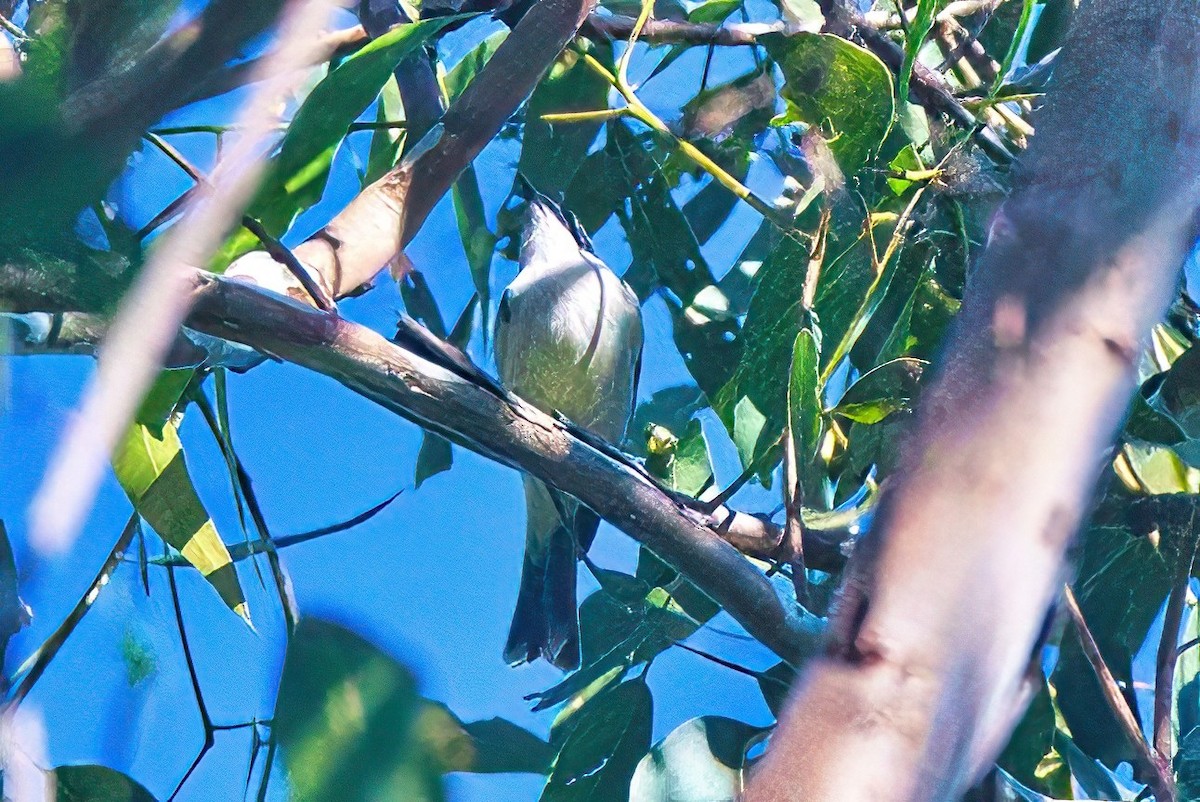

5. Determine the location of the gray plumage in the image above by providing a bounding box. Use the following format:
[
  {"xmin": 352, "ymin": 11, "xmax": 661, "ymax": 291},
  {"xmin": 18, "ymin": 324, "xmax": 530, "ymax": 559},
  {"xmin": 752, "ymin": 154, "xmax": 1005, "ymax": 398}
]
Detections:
[{"xmin": 494, "ymin": 196, "xmax": 643, "ymax": 669}]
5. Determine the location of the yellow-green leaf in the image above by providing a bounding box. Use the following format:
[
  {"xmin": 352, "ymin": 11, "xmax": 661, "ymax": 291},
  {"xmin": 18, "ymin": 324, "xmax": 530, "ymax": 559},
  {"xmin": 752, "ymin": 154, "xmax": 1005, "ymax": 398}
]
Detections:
[{"xmin": 113, "ymin": 420, "xmax": 249, "ymax": 625}]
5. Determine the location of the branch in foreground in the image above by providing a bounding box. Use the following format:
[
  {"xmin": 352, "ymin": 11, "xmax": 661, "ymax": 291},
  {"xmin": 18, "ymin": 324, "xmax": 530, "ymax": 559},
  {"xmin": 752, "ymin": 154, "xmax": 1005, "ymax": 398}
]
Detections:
[
  {"xmin": 745, "ymin": 0, "xmax": 1200, "ymax": 798},
  {"xmin": 0, "ymin": 264, "xmax": 826, "ymax": 665},
  {"xmin": 27, "ymin": 0, "xmax": 343, "ymax": 556}
]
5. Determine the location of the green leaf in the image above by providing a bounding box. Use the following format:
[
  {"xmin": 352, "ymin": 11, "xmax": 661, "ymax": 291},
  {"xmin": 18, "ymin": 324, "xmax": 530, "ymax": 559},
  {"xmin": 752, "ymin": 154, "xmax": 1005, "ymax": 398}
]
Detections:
[
  {"xmin": 364, "ymin": 76, "xmax": 405, "ymax": 185},
  {"xmin": 219, "ymin": 16, "xmax": 460, "ymax": 264},
  {"xmin": 899, "ymin": 0, "xmax": 939, "ymax": 99},
  {"xmin": 608, "ymin": 123, "xmax": 742, "ymax": 397},
  {"xmin": 452, "ymin": 166, "xmax": 496, "ymax": 329},
  {"xmin": 788, "ymin": 328, "xmax": 823, "ymax": 465},
  {"xmin": 541, "ymin": 679, "xmax": 653, "ymax": 802},
  {"xmin": 631, "ymin": 385, "xmax": 706, "ymax": 456},
  {"xmin": 443, "ymin": 30, "xmax": 508, "ymax": 102},
  {"xmin": 763, "ymin": 32, "xmax": 895, "ymax": 176},
  {"xmin": 273, "ymin": 619, "xmax": 463, "ymax": 801},
  {"xmin": 629, "ymin": 717, "xmax": 765, "ymax": 802},
  {"xmin": 53, "ymin": 764, "xmax": 156, "ymax": 801},
  {"xmin": 1178, "ymin": 726, "xmax": 1200, "ymax": 801},
  {"xmin": 530, "ymin": 569, "xmax": 708, "ymax": 715},
  {"xmin": 713, "ymin": 236, "xmax": 815, "ymax": 478},
  {"xmin": 113, "ymin": 415, "xmax": 249, "ymax": 626},
  {"xmin": 645, "ymin": 418, "xmax": 715, "ymax": 497},
  {"xmin": 461, "ymin": 718, "xmax": 555, "ymax": 774},
  {"xmin": 519, "ymin": 44, "xmax": 613, "ymax": 195},
  {"xmin": 833, "ymin": 357, "xmax": 925, "ymax": 424}
]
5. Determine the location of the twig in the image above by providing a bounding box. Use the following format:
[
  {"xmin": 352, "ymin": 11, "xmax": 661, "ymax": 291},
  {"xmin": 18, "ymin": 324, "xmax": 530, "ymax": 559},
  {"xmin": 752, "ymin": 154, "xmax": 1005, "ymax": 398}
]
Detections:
[
  {"xmin": 165, "ymin": 559, "xmax": 216, "ymax": 801},
  {"xmin": 1064, "ymin": 584, "xmax": 1174, "ymax": 801},
  {"xmin": 7, "ymin": 514, "xmax": 139, "ymax": 708},
  {"xmin": 143, "ymin": 132, "xmax": 335, "ymax": 310},
  {"xmin": 29, "ymin": 0, "xmax": 342, "ymax": 556},
  {"xmin": 149, "ymin": 489, "xmax": 405, "ymax": 566},
  {"xmin": 1154, "ymin": 508, "xmax": 1200, "ymax": 769}
]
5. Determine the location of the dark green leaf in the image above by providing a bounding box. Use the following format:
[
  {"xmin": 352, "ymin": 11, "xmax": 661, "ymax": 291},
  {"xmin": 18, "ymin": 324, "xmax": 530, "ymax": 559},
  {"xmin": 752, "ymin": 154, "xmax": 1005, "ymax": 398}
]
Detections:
[
  {"xmin": 461, "ymin": 718, "xmax": 555, "ymax": 774},
  {"xmin": 899, "ymin": 0, "xmax": 938, "ymax": 99},
  {"xmin": 629, "ymin": 717, "xmax": 765, "ymax": 802},
  {"xmin": 54, "ymin": 764, "xmax": 156, "ymax": 801},
  {"xmin": 631, "ymin": 385, "xmax": 706, "ymax": 456},
  {"xmin": 364, "ymin": 76, "xmax": 405, "ymax": 184},
  {"xmin": 645, "ymin": 418, "xmax": 715, "ymax": 497},
  {"xmin": 1177, "ymin": 726, "xmax": 1200, "ymax": 801},
  {"xmin": 273, "ymin": 619, "xmax": 462, "ymax": 801},
  {"xmin": 763, "ymin": 33, "xmax": 894, "ymax": 176},
  {"xmin": 541, "ymin": 680, "xmax": 653, "ymax": 802},
  {"xmin": 788, "ymin": 328, "xmax": 823, "ymax": 464},
  {"xmin": 755, "ymin": 661, "xmax": 797, "ymax": 718},
  {"xmin": 712, "ymin": 235, "xmax": 814, "ymax": 477},
  {"xmin": 833, "ymin": 357, "xmax": 925, "ymax": 424},
  {"xmin": 519, "ymin": 44, "xmax": 613, "ymax": 195},
  {"xmin": 1054, "ymin": 495, "xmax": 1198, "ymax": 768},
  {"xmin": 452, "ymin": 166, "xmax": 496, "ymax": 328},
  {"xmin": 219, "ymin": 17, "xmax": 460, "ymax": 263}
]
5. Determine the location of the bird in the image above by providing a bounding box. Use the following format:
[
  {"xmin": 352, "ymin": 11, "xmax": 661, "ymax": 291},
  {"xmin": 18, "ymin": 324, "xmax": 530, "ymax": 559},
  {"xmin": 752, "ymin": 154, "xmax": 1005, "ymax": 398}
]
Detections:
[{"xmin": 493, "ymin": 187, "xmax": 643, "ymax": 670}]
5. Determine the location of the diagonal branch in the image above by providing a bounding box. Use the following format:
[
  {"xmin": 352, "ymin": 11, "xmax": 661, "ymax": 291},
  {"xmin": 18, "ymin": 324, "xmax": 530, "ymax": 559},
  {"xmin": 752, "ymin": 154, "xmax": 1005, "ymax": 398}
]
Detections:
[{"xmin": 0, "ymin": 263, "xmax": 826, "ymax": 665}]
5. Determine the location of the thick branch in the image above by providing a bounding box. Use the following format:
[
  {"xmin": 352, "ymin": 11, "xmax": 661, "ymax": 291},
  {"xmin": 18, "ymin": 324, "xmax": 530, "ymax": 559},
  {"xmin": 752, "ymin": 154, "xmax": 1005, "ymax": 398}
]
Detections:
[
  {"xmin": 746, "ymin": 1, "xmax": 1200, "ymax": 799},
  {"xmin": 0, "ymin": 263, "xmax": 826, "ymax": 664}
]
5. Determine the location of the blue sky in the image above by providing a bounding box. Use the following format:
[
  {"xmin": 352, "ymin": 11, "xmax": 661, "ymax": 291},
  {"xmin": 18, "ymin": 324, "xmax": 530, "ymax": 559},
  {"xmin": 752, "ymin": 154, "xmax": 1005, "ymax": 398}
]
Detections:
[{"xmin": 0, "ymin": 9, "xmax": 798, "ymax": 800}]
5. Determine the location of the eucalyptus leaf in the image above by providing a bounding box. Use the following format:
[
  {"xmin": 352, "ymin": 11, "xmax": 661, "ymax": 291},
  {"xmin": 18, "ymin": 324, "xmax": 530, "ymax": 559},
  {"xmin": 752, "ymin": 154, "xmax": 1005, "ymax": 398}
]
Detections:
[
  {"xmin": 541, "ymin": 679, "xmax": 653, "ymax": 802},
  {"xmin": 763, "ymin": 32, "xmax": 894, "ymax": 176},
  {"xmin": 273, "ymin": 619, "xmax": 467, "ymax": 801}
]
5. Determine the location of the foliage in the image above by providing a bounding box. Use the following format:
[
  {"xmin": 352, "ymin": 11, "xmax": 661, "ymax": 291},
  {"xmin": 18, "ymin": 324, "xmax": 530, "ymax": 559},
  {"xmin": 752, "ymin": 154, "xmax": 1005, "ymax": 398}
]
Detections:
[{"xmin": 4, "ymin": 0, "xmax": 1199, "ymax": 800}]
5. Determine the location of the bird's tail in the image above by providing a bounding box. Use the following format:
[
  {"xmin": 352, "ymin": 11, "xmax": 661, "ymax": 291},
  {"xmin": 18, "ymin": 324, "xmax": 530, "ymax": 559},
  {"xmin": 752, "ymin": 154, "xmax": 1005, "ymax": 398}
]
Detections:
[{"xmin": 504, "ymin": 478, "xmax": 599, "ymax": 670}]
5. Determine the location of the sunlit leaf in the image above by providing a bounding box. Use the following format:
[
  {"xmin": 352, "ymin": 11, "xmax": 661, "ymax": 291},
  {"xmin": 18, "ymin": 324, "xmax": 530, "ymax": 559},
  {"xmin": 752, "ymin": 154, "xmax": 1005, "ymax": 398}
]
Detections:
[
  {"xmin": 833, "ymin": 357, "xmax": 925, "ymax": 424},
  {"xmin": 218, "ymin": 16, "xmax": 461, "ymax": 264},
  {"xmin": 113, "ymin": 373, "xmax": 249, "ymax": 624},
  {"xmin": 763, "ymin": 32, "xmax": 894, "ymax": 176}
]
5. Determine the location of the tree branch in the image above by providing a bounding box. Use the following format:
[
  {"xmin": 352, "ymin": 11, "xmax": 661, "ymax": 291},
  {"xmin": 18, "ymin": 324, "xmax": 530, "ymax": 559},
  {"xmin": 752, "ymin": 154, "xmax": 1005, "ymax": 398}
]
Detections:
[
  {"xmin": 0, "ymin": 262, "xmax": 827, "ymax": 665},
  {"xmin": 745, "ymin": 0, "xmax": 1200, "ymax": 798}
]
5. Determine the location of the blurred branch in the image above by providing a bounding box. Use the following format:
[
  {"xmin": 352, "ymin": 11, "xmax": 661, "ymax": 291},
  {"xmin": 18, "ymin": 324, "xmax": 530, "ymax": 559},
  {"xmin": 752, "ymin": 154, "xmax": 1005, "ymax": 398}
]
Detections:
[
  {"xmin": 745, "ymin": 0, "xmax": 1200, "ymax": 798},
  {"xmin": 28, "ymin": 0, "xmax": 342, "ymax": 556},
  {"xmin": 0, "ymin": 262, "xmax": 827, "ymax": 665}
]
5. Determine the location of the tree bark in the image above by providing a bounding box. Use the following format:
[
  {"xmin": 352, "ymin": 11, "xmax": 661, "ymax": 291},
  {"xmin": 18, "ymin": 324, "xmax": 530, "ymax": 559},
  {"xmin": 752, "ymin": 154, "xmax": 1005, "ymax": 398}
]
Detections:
[{"xmin": 745, "ymin": 1, "xmax": 1200, "ymax": 799}]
